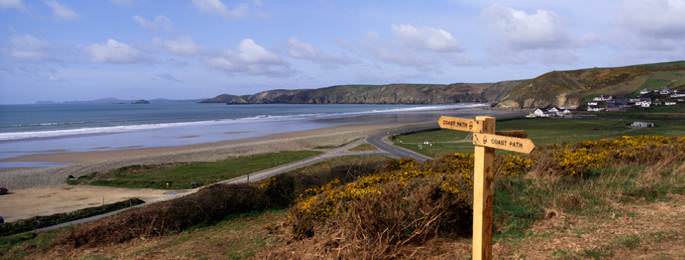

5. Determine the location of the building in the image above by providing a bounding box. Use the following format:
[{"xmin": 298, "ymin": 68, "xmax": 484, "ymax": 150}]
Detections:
[
  {"xmin": 592, "ymin": 95, "xmax": 614, "ymax": 101},
  {"xmin": 629, "ymin": 121, "xmax": 655, "ymax": 128},
  {"xmin": 639, "ymin": 89, "xmax": 650, "ymax": 95},
  {"xmin": 665, "ymin": 101, "xmax": 677, "ymax": 106},
  {"xmin": 659, "ymin": 88, "xmax": 673, "ymax": 95},
  {"xmin": 635, "ymin": 100, "xmax": 651, "ymax": 108}
]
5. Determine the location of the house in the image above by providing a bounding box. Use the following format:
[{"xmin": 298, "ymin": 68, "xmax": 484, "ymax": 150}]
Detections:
[
  {"xmin": 587, "ymin": 101, "xmax": 598, "ymax": 106},
  {"xmin": 659, "ymin": 88, "xmax": 673, "ymax": 95},
  {"xmin": 592, "ymin": 95, "xmax": 614, "ymax": 101},
  {"xmin": 532, "ymin": 108, "xmax": 549, "ymax": 117},
  {"xmin": 639, "ymin": 89, "xmax": 650, "ymax": 95},
  {"xmin": 547, "ymin": 107, "xmax": 560, "ymax": 114},
  {"xmin": 671, "ymin": 93, "xmax": 685, "ymax": 98},
  {"xmin": 665, "ymin": 101, "xmax": 677, "ymax": 106},
  {"xmin": 636, "ymin": 100, "xmax": 651, "ymax": 108},
  {"xmin": 587, "ymin": 107, "xmax": 605, "ymax": 112},
  {"xmin": 561, "ymin": 109, "xmax": 572, "ymax": 116},
  {"xmin": 629, "ymin": 121, "xmax": 655, "ymax": 128},
  {"xmin": 628, "ymin": 98, "xmax": 642, "ymax": 103}
]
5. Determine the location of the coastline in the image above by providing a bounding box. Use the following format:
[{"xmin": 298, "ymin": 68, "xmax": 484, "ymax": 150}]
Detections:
[{"xmin": 0, "ymin": 108, "xmax": 525, "ymax": 190}]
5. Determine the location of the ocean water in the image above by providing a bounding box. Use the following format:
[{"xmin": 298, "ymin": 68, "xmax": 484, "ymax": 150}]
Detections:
[{"xmin": 0, "ymin": 102, "xmax": 484, "ymax": 166}]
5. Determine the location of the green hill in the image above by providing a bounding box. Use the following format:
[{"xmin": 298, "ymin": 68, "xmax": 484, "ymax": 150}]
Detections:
[{"xmin": 201, "ymin": 60, "xmax": 685, "ymax": 108}]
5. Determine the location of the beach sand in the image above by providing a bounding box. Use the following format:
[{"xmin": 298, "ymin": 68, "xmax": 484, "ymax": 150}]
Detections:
[
  {"xmin": 0, "ymin": 108, "xmax": 524, "ymax": 222},
  {"xmin": 0, "ymin": 185, "xmax": 183, "ymax": 222}
]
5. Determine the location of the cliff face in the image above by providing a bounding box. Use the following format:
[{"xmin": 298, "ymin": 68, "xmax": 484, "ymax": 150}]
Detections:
[
  {"xmin": 203, "ymin": 82, "xmax": 523, "ymax": 105},
  {"xmin": 201, "ymin": 61, "xmax": 685, "ymax": 108}
]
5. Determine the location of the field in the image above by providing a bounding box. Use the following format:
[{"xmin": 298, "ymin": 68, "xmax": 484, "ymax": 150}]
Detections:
[
  {"xmin": 393, "ymin": 107, "xmax": 685, "ymax": 157},
  {"xmin": 2, "ymin": 138, "xmax": 684, "ymax": 258},
  {"xmin": 70, "ymin": 151, "xmax": 322, "ymax": 189}
]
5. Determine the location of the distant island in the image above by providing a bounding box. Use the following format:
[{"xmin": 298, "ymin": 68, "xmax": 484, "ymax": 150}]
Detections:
[
  {"xmin": 201, "ymin": 60, "xmax": 685, "ymax": 109},
  {"xmin": 131, "ymin": 99, "xmax": 150, "ymax": 104}
]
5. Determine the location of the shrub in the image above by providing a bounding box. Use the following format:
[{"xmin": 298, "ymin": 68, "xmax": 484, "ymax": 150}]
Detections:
[
  {"xmin": 535, "ymin": 136, "xmax": 685, "ymax": 176},
  {"xmin": 287, "ymin": 155, "xmax": 477, "ymax": 257}
]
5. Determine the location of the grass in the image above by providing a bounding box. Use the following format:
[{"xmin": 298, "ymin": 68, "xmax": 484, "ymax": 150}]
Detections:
[
  {"xmin": 394, "ymin": 111, "xmax": 685, "ymax": 157},
  {"xmin": 0, "ymin": 231, "xmax": 59, "ymax": 260},
  {"xmin": 348, "ymin": 143, "xmax": 378, "ymax": 152},
  {"xmin": 72, "ymin": 151, "xmax": 322, "ymax": 189},
  {"xmin": 0, "ymin": 211, "xmax": 288, "ymax": 260}
]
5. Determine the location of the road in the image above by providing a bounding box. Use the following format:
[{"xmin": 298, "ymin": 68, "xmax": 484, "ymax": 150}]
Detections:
[
  {"xmin": 220, "ymin": 139, "xmax": 387, "ymax": 185},
  {"xmin": 33, "ymin": 124, "xmax": 437, "ymax": 233},
  {"xmin": 366, "ymin": 124, "xmax": 435, "ymax": 162}
]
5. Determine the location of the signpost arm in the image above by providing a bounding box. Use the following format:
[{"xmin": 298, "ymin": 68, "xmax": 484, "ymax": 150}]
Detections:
[{"xmin": 472, "ymin": 116, "xmax": 496, "ymax": 260}]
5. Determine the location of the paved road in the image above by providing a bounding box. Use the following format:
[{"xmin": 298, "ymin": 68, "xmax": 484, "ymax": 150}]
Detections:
[
  {"xmin": 366, "ymin": 124, "xmax": 435, "ymax": 162},
  {"xmin": 220, "ymin": 140, "xmax": 387, "ymax": 185}
]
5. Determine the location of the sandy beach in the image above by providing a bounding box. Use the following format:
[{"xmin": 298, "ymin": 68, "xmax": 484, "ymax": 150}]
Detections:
[{"xmin": 0, "ymin": 108, "xmax": 524, "ymax": 222}]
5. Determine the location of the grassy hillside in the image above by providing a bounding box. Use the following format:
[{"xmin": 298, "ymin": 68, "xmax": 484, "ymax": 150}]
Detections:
[
  {"xmin": 201, "ymin": 60, "xmax": 685, "ymax": 108},
  {"xmin": 498, "ymin": 61, "xmax": 685, "ymax": 108}
]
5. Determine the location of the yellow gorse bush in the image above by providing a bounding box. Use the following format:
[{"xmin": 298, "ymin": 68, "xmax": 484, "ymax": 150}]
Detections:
[
  {"xmin": 551, "ymin": 136, "xmax": 685, "ymax": 176},
  {"xmin": 292, "ymin": 155, "xmax": 476, "ymax": 221}
]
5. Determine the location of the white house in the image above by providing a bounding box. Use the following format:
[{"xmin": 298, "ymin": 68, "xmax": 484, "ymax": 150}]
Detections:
[
  {"xmin": 587, "ymin": 107, "xmax": 605, "ymax": 112},
  {"xmin": 547, "ymin": 107, "xmax": 560, "ymax": 113},
  {"xmin": 636, "ymin": 100, "xmax": 651, "ymax": 108},
  {"xmin": 592, "ymin": 95, "xmax": 613, "ymax": 101},
  {"xmin": 671, "ymin": 93, "xmax": 685, "ymax": 98},
  {"xmin": 659, "ymin": 88, "xmax": 673, "ymax": 95},
  {"xmin": 665, "ymin": 101, "xmax": 677, "ymax": 106},
  {"xmin": 587, "ymin": 102, "xmax": 598, "ymax": 106},
  {"xmin": 630, "ymin": 121, "xmax": 655, "ymax": 128},
  {"xmin": 532, "ymin": 108, "xmax": 549, "ymax": 117},
  {"xmin": 639, "ymin": 89, "xmax": 650, "ymax": 95},
  {"xmin": 562, "ymin": 109, "xmax": 572, "ymax": 115}
]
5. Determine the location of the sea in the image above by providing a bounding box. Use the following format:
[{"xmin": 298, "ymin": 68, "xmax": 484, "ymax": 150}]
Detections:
[{"xmin": 0, "ymin": 102, "xmax": 485, "ymax": 168}]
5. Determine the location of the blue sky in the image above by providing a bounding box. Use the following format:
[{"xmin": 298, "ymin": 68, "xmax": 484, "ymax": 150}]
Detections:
[{"xmin": 1, "ymin": 0, "xmax": 684, "ymax": 104}]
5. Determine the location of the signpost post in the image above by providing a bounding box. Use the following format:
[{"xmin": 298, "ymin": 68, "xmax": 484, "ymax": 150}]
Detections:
[{"xmin": 437, "ymin": 115, "xmax": 535, "ymax": 260}]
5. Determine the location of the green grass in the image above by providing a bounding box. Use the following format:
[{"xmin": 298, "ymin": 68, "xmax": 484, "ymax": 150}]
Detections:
[
  {"xmin": 394, "ymin": 112, "xmax": 685, "ymax": 157},
  {"xmin": 0, "ymin": 231, "xmax": 59, "ymax": 260},
  {"xmin": 73, "ymin": 151, "xmax": 321, "ymax": 189},
  {"xmin": 492, "ymin": 160, "xmax": 685, "ymax": 245},
  {"xmin": 348, "ymin": 143, "xmax": 378, "ymax": 152}
]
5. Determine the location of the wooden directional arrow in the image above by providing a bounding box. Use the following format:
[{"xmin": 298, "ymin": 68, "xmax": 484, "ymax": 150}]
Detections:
[
  {"xmin": 472, "ymin": 133, "xmax": 535, "ymax": 154},
  {"xmin": 438, "ymin": 116, "xmax": 480, "ymax": 132}
]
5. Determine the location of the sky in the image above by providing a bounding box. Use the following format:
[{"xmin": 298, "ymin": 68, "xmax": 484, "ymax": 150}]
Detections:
[{"xmin": 1, "ymin": 0, "xmax": 684, "ymax": 104}]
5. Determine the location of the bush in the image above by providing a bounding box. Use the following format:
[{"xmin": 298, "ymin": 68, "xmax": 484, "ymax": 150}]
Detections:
[
  {"xmin": 58, "ymin": 156, "xmax": 390, "ymax": 248},
  {"xmin": 535, "ymin": 136, "xmax": 685, "ymax": 176},
  {"xmin": 287, "ymin": 155, "xmax": 476, "ymax": 257}
]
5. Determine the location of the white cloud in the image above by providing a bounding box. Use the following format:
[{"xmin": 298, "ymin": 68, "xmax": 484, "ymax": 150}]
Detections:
[
  {"xmin": 352, "ymin": 27, "xmax": 470, "ymax": 70},
  {"xmin": 86, "ymin": 39, "xmax": 140, "ymax": 63},
  {"xmin": 483, "ymin": 5, "xmax": 568, "ymax": 50},
  {"xmin": 0, "ymin": 0, "xmax": 23, "ymax": 9},
  {"xmin": 621, "ymin": 0, "xmax": 685, "ymax": 40},
  {"xmin": 391, "ymin": 24, "xmax": 460, "ymax": 52},
  {"xmin": 9, "ymin": 34, "xmax": 47, "ymax": 60},
  {"xmin": 163, "ymin": 37, "xmax": 200, "ymax": 55},
  {"xmin": 192, "ymin": 0, "xmax": 246, "ymax": 18},
  {"xmin": 287, "ymin": 37, "xmax": 352, "ymax": 66},
  {"xmin": 207, "ymin": 38, "xmax": 292, "ymax": 76},
  {"xmin": 133, "ymin": 15, "xmax": 173, "ymax": 32},
  {"xmin": 45, "ymin": 0, "xmax": 78, "ymax": 20}
]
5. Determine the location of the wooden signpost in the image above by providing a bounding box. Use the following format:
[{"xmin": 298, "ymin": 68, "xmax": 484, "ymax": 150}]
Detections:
[{"xmin": 438, "ymin": 115, "xmax": 535, "ymax": 260}]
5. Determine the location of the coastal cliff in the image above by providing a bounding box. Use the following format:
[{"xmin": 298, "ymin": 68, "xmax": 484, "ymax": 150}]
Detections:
[{"xmin": 202, "ymin": 61, "xmax": 685, "ymax": 108}]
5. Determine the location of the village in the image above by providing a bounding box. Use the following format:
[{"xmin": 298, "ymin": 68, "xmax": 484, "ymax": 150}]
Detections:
[{"xmin": 526, "ymin": 87, "xmax": 685, "ymax": 119}]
